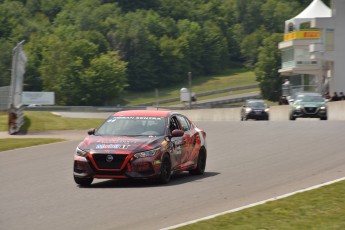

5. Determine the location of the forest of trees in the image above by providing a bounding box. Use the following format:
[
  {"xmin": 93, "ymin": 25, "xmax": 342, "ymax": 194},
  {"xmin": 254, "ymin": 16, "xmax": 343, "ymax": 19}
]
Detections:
[{"xmin": 0, "ymin": 0, "xmax": 330, "ymax": 105}]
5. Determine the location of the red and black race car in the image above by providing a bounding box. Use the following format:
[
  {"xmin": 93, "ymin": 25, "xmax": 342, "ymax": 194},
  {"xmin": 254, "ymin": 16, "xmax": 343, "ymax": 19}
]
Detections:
[{"xmin": 73, "ymin": 110, "xmax": 207, "ymax": 186}]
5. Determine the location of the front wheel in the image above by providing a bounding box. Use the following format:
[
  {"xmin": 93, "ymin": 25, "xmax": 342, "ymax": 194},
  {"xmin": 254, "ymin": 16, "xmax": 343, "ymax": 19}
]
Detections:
[
  {"xmin": 74, "ymin": 176, "xmax": 93, "ymax": 186},
  {"xmin": 157, "ymin": 155, "xmax": 171, "ymax": 184},
  {"xmin": 289, "ymin": 114, "xmax": 296, "ymax": 120},
  {"xmin": 189, "ymin": 149, "xmax": 207, "ymax": 175}
]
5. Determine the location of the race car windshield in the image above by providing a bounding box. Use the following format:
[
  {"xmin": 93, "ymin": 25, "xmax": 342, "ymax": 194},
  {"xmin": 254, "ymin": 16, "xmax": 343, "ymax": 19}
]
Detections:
[
  {"xmin": 96, "ymin": 116, "xmax": 167, "ymax": 136},
  {"xmin": 297, "ymin": 95, "xmax": 324, "ymax": 102},
  {"xmin": 247, "ymin": 101, "xmax": 266, "ymax": 108}
]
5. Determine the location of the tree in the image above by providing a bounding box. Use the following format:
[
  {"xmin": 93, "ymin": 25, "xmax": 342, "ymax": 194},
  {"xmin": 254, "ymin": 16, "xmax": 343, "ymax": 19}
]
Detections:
[
  {"xmin": 157, "ymin": 35, "xmax": 189, "ymax": 85},
  {"xmin": 81, "ymin": 51, "xmax": 127, "ymax": 105},
  {"xmin": 200, "ymin": 21, "xmax": 229, "ymax": 74},
  {"xmin": 254, "ymin": 33, "xmax": 283, "ymax": 101},
  {"xmin": 232, "ymin": 0, "xmax": 264, "ymax": 34},
  {"xmin": 261, "ymin": 0, "xmax": 301, "ymax": 33},
  {"xmin": 1, "ymin": 0, "xmax": 321, "ymax": 105},
  {"xmin": 109, "ymin": 10, "xmax": 165, "ymax": 90},
  {"xmin": 112, "ymin": 0, "xmax": 158, "ymax": 12},
  {"xmin": 0, "ymin": 38, "xmax": 13, "ymax": 87},
  {"xmin": 240, "ymin": 26, "xmax": 269, "ymax": 68},
  {"xmin": 176, "ymin": 19, "xmax": 204, "ymax": 75}
]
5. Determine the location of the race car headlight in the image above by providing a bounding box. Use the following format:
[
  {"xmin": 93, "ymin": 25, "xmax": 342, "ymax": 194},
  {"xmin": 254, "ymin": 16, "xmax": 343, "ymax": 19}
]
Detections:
[
  {"xmin": 264, "ymin": 108, "xmax": 269, "ymax": 112},
  {"xmin": 245, "ymin": 108, "xmax": 252, "ymax": 113},
  {"xmin": 134, "ymin": 148, "xmax": 160, "ymax": 159},
  {"xmin": 296, "ymin": 105, "xmax": 302, "ymax": 110},
  {"xmin": 76, "ymin": 147, "xmax": 88, "ymax": 157},
  {"xmin": 320, "ymin": 106, "xmax": 326, "ymax": 110}
]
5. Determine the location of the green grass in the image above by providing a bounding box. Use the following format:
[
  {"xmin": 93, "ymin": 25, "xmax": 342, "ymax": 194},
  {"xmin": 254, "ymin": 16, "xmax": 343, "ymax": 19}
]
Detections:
[
  {"xmin": 177, "ymin": 180, "xmax": 345, "ymax": 230},
  {"xmin": 0, "ymin": 138, "xmax": 66, "ymax": 151},
  {"xmin": 159, "ymin": 88, "xmax": 260, "ymax": 106},
  {"xmin": 0, "ymin": 112, "xmax": 7, "ymax": 131},
  {"xmin": 117, "ymin": 68, "xmax": 257, "ymax": 106},
  {"xmin": 0, "ymin": 111, "xmax": 104, "ymax": 131}
]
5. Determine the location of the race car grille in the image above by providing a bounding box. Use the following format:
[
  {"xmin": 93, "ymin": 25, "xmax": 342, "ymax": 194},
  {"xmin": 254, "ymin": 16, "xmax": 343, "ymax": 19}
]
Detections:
[
  {"xmin": 303, "ymin": 107, "xmax": 318, "ymax": 114},
  {"xmin": 92, "ymin": 154, "xmax": 128, "ymax": 169}
]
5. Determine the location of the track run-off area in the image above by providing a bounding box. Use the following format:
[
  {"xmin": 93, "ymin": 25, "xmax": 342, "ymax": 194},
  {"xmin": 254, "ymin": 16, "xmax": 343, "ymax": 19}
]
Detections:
[{"xmin": 1, "ymin": 119, "xmax": 345, "ymax": 230}]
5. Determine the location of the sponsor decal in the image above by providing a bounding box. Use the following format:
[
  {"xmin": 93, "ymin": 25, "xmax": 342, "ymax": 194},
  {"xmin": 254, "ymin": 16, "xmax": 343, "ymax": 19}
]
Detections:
[
  {"xmin": 153, "ymin": 160, "xmax": 161, "ymax": 165},
  {"xmin": 284, "ymin": 30, "xmax": 320, "ymax": 41},
  {"xmin": 96, "ymin": 144, "xmax": 130, "ymax": 149},
  {"xmin": 195, "ymin": 128, "xmax": 206, "ymax": 147},
  {"xmin": 96, "ymin": 139, "xmax": 138, "ymax": 144},
  {"xmin": 107, "ymin": 116, "xmax": 163, "ymax": 122}
]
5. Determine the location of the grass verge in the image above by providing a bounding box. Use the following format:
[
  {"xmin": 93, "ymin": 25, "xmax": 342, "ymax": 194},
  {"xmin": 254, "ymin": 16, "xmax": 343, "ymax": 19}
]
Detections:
[
  {"xmin": 0, "ymin": 111, "xmax": 104, "ymax": 131},
  {"xmin": 117, "ymin": 69, "xmax": 256, "ymax": 106},
  {"xmin": 176, "ymin": 180, "xmax": 345, "ymax": 230},
  {"xmin": 0, "ymin": 138, "xmax": 66, "ymax": 151}
]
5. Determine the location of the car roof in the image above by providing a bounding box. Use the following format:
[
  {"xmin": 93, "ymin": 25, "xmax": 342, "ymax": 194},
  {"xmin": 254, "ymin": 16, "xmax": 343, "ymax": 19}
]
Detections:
[{"xmin": 112, "ymin": 110, "xmax": 174, "ymax": 117}]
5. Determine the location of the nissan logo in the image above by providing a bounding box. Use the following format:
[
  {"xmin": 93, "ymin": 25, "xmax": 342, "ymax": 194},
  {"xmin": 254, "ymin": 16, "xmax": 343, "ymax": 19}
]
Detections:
[{"xmin": 106, "ymin": 155, "xmax": 114, "ymax": 162}]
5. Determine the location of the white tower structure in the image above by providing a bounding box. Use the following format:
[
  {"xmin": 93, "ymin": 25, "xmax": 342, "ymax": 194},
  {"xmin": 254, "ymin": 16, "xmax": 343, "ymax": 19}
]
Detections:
[{"xmin": 278, "ymin": 0, "xmax": 345, "ymax": 97}]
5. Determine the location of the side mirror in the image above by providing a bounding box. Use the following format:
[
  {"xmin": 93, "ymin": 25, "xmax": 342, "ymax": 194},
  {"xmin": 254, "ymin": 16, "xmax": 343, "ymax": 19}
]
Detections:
[
  {"xmin": 88, "ymin": 128, "xmax": 96, "ymax": 135},
  {"xmin": 171, "ymin": 129, "xmax": 184, "ymax": 137}
]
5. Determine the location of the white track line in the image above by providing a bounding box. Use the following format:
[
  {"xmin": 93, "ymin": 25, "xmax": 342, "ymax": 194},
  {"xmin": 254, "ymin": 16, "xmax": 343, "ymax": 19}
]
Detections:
[{"xmin": 161, "ymin": 176, "xmax": 345, "ymax": 230}]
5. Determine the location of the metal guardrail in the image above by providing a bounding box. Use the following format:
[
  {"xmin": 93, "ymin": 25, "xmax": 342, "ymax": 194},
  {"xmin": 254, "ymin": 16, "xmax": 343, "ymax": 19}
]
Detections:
[{"xmin": 24, "ymin": 94, "xmax": 261, "ymax": 112}]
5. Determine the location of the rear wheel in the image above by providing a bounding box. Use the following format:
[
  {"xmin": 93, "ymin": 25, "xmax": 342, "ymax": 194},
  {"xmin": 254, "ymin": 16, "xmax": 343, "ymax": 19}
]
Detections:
[
  {"xmin": 74, "ymin": 176, "xmax": 93, "ymax": 186},
  {"xmin": 157, "ymin": 155, "xmax": 171, "ymax": 184},
  {"xmin": 190, "ymin": 149, "xmax": 206, "ymax": 175}
]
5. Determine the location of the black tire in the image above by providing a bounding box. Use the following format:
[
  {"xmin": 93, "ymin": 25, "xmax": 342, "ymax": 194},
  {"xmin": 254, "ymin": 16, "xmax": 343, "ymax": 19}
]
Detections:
[
  {"xmin": 189, "ymin": 149, "xmax": 206, "ymax": 175},
  {"xmin": 289, "ymin": 114, "xmax": 296, "ymax": 120},
  {"xmin": 74, "ymin": 176, "xmax": 93, "ymax": 186},
  {"xmin": 157, "ymin": 154, "xmax": 171, "ymax": 184},
  {"xmin": 320, "ymin": 117, "xmax": 328, "ymax": 120}
]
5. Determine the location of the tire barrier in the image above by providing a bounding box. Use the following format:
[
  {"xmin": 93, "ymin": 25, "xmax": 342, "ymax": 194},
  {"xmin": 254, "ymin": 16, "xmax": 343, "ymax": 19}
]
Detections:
[{"xmin": 8, "ymin": 105, "xmax": 25, "ymax": 135}]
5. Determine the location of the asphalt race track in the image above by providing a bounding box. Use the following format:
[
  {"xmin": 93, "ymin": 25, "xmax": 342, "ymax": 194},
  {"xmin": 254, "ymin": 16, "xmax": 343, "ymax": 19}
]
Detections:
[{"xmin": 1, "ymin": 120, "xmax": 345, "ymax": 230}]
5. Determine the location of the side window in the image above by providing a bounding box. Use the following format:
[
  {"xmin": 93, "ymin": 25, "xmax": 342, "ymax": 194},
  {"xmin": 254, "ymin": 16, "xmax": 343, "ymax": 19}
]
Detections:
[
  {"xmin": 169, "ymin": 116, "xmax": 180, "ymax": 133},
  {"xmin": 177, "ymin": 115, "xmax": 191, "ymax": 131}
]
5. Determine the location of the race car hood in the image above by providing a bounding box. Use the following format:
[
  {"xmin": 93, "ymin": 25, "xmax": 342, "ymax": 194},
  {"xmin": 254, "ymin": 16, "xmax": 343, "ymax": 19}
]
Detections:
[{"xmin": 78, "ymin": 135, "xmax": 165, "ymax": 154}]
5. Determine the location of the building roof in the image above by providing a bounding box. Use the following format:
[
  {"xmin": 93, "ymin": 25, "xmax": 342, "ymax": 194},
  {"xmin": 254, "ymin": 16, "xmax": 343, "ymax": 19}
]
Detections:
[
  {"xmin": 295, "ymin": 0, "xmax": 331, "ymax": 19},
  {"xmin": 285, "ymin": 0, "xmax": 331, "ymax": 32}
]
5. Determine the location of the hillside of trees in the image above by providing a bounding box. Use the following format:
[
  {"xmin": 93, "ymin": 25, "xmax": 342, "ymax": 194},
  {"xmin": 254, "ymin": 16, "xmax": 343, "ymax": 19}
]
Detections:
[{"xmin": 0, "ymin": 0, "xmax": 330, "ymax": 105}]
